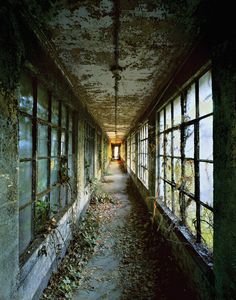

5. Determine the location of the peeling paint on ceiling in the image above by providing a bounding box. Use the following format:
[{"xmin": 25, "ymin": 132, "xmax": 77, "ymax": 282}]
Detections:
[{"xmin": 43, "ymin": 0, "xmax": 200, "ymax": 142}]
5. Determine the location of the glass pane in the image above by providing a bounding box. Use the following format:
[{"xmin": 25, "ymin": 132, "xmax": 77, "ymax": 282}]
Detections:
[
  {"xmin": 37, "ymin": 84, "xmax": 48, "ymax": 120},
  {"xmin": 19, "ymin": 115, "xmax": 32, "ymax": 158},
  {"xmin": 201, "ymin": 206, "xmax": 213, "ymax": 250},
  {"xmin": 174, "ymin": 189, "xmax": 181, "ymax": 219},
  {"xmin": 173, "ymin": 158, "xmax": 181, "ymax": 188},
  {"xmin": 51, "ymin": 97, "xmax": 59, "ymax": 125},
  {"xmin": 68, "ymin": 155, "xmax": 73, "ymax": 177},
  {"xmin": 185, "ymin": 196, "xmax": 196, "ymax": 236},
  {"xmin": 37, "ymin": 159, "xmax": 48, "ymax": 193},
  {"xmin": 165, "ymin": 183, "xmax": 172, "ymax": 210},
  {"xmin": 68, "ymin": 132, "xmax": 72, "ymax": 155},
  {"xmin": 50, "ymin": 158, "xmax": 59, "ymax": 186},
  {"xmin": 61, "ymin": 131, "xmax": 66, "ymax": 155},
  {"xmin": 184, "ymin": 125, "xmax": 194, "ymax": 158},
  {"xmin": 166, "ymin": 157, "xmax": 172, "ymax": 181},
  {"xmin": 159, "ymin": 110, "xmax": 165, "ymax": 132},
  {"xmin": 173, "ymin": 97, "xmax": 181, "ymax": 125},
  {"xmin": 166, "ymin": 132, "xmax": 172, "ymax": 156},
  {"xmin": 159, "ymin": 156, "xmax": 164, "ymax": 178},
  {"xmin": 60, "ymin": 185, "xmax": 67, "ymax": 208},
  {"xmin": 69, "ymin": 113, "xmax": 73, "ymax": 131},
  {"xmin": 35, "ymin": 194, "xmax": 50, "ymax": 233},
  {"xmin": 19, "ymin": 162, "xmax": 32, "ymax": 205},
  {"xmin": 159, "ymin": 179, "xmax": 164, "ymax": 202},
  {"xmin": 51, "ymin": 128, "xmax": 58, "ymax": 156},
  {"xmin": 159, "ymin": 133, "xmax": 164, "ymax": 155},
  {"xmin": 165, "ymin": 104, "xmax": 172, "ymax": 129},
  {"xmin": 199, "ymin": 116, "xmax": 213, "ymax": 160},
  {"xmin": 38, "ymin": 124, "xmax": 48, "ymax": 157},
  {"xmin": 199, "ymin": 71, "xmax": 213, "ymax": 117},
  {"xmin": 50, "ymin": 188, "xmax": 60, "ymax": 216},
  {"xmin": 173, "ymin": 129, "xmax": 181, "ymax": 157},
  {"xmin": 200, "ymin": 162, "xmax": 213, "ymax": 207},
  {"xmin": 61, "ymin": 105, "xmax": 67, "ymax": 128},
  {"xmin": 19, "ymin": 73, "xmax": 33, "ymax": 114},
  {"xmin": 19, "ymin": 205, "xmax": 32, "ymax": 254},
  {"xmin": 184, "ymin": 159, "xmax": 195, "ymax": 194},
  {"xmin": 184, "ymin": 84, "xmax": 196, "ymax": 121}
]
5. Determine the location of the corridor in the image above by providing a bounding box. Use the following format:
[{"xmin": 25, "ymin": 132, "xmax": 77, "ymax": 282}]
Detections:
[{"xmin": 71, "ymin": 161, "xmax": 195, "ymax": 300}]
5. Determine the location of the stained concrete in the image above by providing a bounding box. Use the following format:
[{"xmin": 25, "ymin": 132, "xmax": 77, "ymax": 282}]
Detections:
[{"xmin": 72, "ymin": 161, "xmax": 196, "ymax": 300}]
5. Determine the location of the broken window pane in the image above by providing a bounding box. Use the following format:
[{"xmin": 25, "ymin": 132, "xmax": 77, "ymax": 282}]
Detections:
[
  {"xmin": 165, "ymin": 103, "xmax": 172, "ymax": 129},
  {"xmin": 50, "ymin": 158, "xmax": 59, "ymax": 186},
  {"xmin": 19, "ymin": 205, "xmax": 32, "ymax": 254},
  {"xmin": 185, "ymin": 196, "xmax": 196, "ymax": 236},
  {"xmin": 37, "ymin": 84, "xmax": 48, "ymax": 120},
  {"xmin": 61, "ymin": 105, "xmax": 67, "ymax": 128},
  {"xmin": 37, "ymin": 159, "xmax": 48, "ymax": 193},
  {"xmin": 50, "ymin": 188, "xmax": 60, "ymax": 216},
  {"xmin": 61, "ymin": 131, "xmax": 66, "ymax": 155},
  {"xmin": 201, "ymin": 206, "xmax": 213, "ymax": 250},
  {"xmin": 199, "ymin": 71, "xmax": 213, "ymax": 117},
  {"xmin": 173, "ymin": 129, "xmax": 181, "ymax": 157},
  {"xmin": 159, "ymin": 110, "xmax": 165, "ymax": 132},
  {"xmin": 51, "ymin": 128, "xmax": 58, "ymax": 156},
  {"xmin": 184, "ymin": 159, "xmax": 195, "ymax": 194},
  {"xmin": 184, "ymin": 84, "xmax": 196, "ymax": 121},
  {"xmin": 200, "ymin": 162, "xmax": 213, "ymax": 207},
  {"xmin": 173, "ymin": 158, "xmax": 181, "ymax": 188},
  {"xmin": 19, "ymin": 73, "xmax": 33, "ymax": 114},
  {"xmin": 19, "ymin": 162, "xmax": 32, "ymax": 204},
  {"xmin": 19, "ymin": 115, "xmax": 32, "ymax": 158},
  {"xmin": 165, "ymin": 183, "xmax": 172, "ymax": 211},
  {"xmin": 173, "ymin": 97, "xmax": 181, "ymax": 125},
  {"xmin": 51, "ymin": 97, "xmax": 59, "ymax": 125},
  {"xmin": 166, "ymin": 157, "xmax": 172, "ymax": 181},
  {"xmin": 199, "ymin": 116, "xmax": 213, "ymax": 160},
  {"xmin": 184, "ymin": 125, "xmax": 194, "ymax": 158},
  {"xmin": 38, "ymin": 124, "xmax": 48, "ymax": 157}
]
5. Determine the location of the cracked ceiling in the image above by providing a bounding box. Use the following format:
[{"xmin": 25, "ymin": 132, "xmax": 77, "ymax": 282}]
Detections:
[{"xmin": 40, "ymin": 0, "xmax": 201, "ymax": 142}]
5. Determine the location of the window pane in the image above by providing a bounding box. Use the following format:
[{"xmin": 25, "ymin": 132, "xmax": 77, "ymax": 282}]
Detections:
[
  {"xmin": 60, "ymin": 185, "xmax": 67, "ymax": 208},
  {"xmin": 68, "ymin": 155, "xmax": 73, "ymax": 177},
  {"xmin": 19, "ymin": 115, "xmax": 32, "ymax": 158},
  {"xmin": 174, "ymin": 189, "xmax": 181, "ymax": 219},
  {"xmin": 159, "ymin": 179, "xmax": 164, "ymax": 202},
  {"xmin": 201, "ymin": 206, "xmax": 213, "ymax": 250},
  {"xmin": 50, "ymin": 188, "xmax": 60, "ymax": 216},
  {"xmin": 184, "ymin": 159, "xmax": 195, "ymax": 194},
  {"xmin": 199, "ymin": 71, "xmax": 213, "ymax": 117},
  {"xmin": 199, "ymin": 116, "xmax": 213, "ymax": 160},
  {"xmin": 35, "ymin": 194, "xmax": 50, "ymax": 233},
  {"xmin": 51, "ymin": 128, "xmax": 58, "ymax": 156},
  {"xmin": 166, "ymin": 132, "xmax": 172, "ymax": 156},
  {"xmin": 69, "ymin": 113, "xmax": 73, "ymax": 131},
  {"xmin": 37, "ymin": 159, "xmax": 48, "ymax": 193},
  {"xmin": 166, "ymin": 157, "xmax": 172, "ymax": 181},
  {"xmin": 61, "ymin": 131, "xmax": 66, "ymax": 155},
  {"xmin": 173, "ymin": 97, "xmax": 181, "ymax": 125},
  {"xmin": 61, "ymin": 105, "xmax": 67, "ymax": 128},
  {"xmin": 19, "ymin": 205, "xmax": 32, "ymax": 254},
  {"xmin": 50, "ymin": 158, "xmax": 59, "ymax": 186},
  {"xmin": 173, "ymin": 129, "xmax": 181, "ymax": 157},
  {"xmin": 159, "ymin": 133, "xmax": 164, "ymax": 155},
  {"xmin": 165, "ymin": 104, "xmax": 172, "ymax": 129},
  {"xmin": 200, "ymin": 162, "xmax": 213, "ymax": 207},
  {"xmin": 38, "ymin": 124, "xmax": 48, "ymax": 157},
  {"xmin": 184, "ymin": 84, "xmax": 196, "ymax": 121},
  {"xmin": 51, "ymin": 97, "xmax": 59, "ymax": 125},
  {"xmin": 19, "ymin": 162, "xmax": 32, "ymax": 205},
  {"xmin": 185, "ymin": 196, "xmax": 196, "ymax": 236},
  {"xmin": 68, "ymin": 132, "xmax": 72, "ymax": 155},
  {"xmin": 37, "ymin": 84, "xmax": 48, "ymax": 120},
  {"xmin": 173, "ymin": 158, "xmax": 181, "ymax": 188},
  {"xmin": 159, "ymin": 110, "xmax": 164, "ymax": 132},
  {"xmin": 159, "ymin": 156, "xmax": 164, "ymax": 178},
  {"xmin": 184, "ymin": 125, "xmax": 194, "ymax": 158},
  {"xmin": 165, "ymin": 183, "xmax": 172, "ymax": 210},
  {"xmin": 19, "ymin": 74, "xmax": 33, "ymax": 114}
]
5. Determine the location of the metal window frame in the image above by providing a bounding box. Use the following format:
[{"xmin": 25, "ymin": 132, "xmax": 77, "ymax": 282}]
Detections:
[{"xmin": 138, "ymin": 122, "xmax": 149, "ymax": 187}]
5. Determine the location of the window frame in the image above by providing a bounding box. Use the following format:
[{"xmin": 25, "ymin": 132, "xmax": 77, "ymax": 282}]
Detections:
[{"xmin": 137, "ymin": 122, "xmax": 149, "ymax": 188}]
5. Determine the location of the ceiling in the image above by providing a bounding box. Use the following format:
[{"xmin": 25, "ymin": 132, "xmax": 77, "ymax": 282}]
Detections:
[{"xmin": 41, "ymin": 0, "xmax": 200, "ymax": 142}]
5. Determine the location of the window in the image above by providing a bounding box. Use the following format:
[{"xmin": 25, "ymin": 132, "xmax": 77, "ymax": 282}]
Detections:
[
  {"xmin": 19, "ymin": 73, "xmax": 75, "ymax": 255},
  {"xmin": 97, "ymin": 132, "xmax": 102, "ymax": 170},
  {"xmin": 157, "ymin": 69, "xmax": 213, "ymax": 251},
  {"xmin": 84, "ymin": 121, "xmax": 95, "ymax": 186},
  {"xmin": 138, "ymin": 123, "xmax": 149, "ymax": 187},
  {"xmin": 131, "ymin": 134, "xmax": 136, "ymax": 173},
  {"xmin": 127, "ymin": 137, "xmax": 131, "ymax": 171}
]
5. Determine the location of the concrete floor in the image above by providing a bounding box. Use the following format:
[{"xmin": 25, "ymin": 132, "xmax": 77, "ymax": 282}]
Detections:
[{"xmin": 72, "ymin": 161, "xmax": 195, "ymax": 300}]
